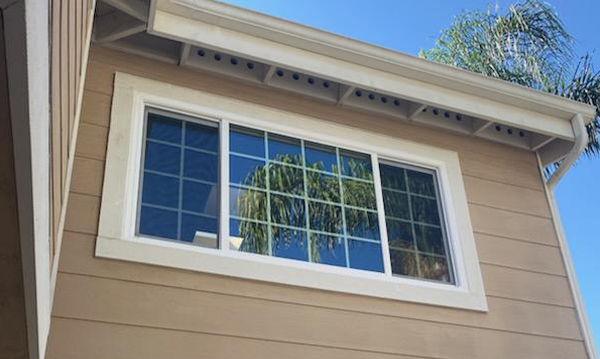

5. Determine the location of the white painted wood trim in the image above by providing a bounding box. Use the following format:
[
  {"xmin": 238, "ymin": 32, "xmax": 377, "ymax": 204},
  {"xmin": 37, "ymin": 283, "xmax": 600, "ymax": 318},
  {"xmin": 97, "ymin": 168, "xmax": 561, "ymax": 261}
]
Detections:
[
  {"xmin": 151, "ymin": 0, "xmax": 595, "ymax": 125},
  {"xmin": 96, "ymin": 73, "xmax": 487, "ymax": 311}
]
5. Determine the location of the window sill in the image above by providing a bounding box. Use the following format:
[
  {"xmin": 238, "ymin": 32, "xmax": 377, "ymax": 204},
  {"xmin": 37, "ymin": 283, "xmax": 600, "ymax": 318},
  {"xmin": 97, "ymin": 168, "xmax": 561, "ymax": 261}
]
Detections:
[{"xmin": 96, "ymin": 235, "xmax": 488, "ymax": 311}]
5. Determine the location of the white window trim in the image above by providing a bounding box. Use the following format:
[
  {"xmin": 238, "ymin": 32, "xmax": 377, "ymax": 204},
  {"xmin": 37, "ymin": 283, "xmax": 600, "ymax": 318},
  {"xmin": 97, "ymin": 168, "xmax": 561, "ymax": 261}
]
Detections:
[{"xmin": 96, "ymin": 72, "xmax": 487, "ymax": 311}]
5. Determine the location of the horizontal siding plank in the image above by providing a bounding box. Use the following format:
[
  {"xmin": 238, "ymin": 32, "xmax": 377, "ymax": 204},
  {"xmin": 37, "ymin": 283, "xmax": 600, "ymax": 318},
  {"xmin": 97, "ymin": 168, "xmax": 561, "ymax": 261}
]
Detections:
[
  {"xmin": 464, "ymin": 175, "xmax": 550, "ymax": 218},
  {"xmin": 476, "ymin": 233, "xmax": 566, "ymax": 276},
  {"xmin": 47, "ymin": 317, "xmax": 420, "ymax": 359},
  {"xmin": 458, "ymin": 152, "xmax": 543, "ymax": 191},
  {"xmin": 70, "ymin": 156, "xmax": 104, "ymax": 196},
  {"xmin": 470, "ymin": 204, "xmax": 558, "ymax": 246},
  {"xmin": 64, "ymin": 193, "xmax": 99, "ymax": 235},
  {"xmin": 52, "ymin": 273, "xmax": 586, "ymax": 359},
  {"xmin": 75, "ymin": 123, "xmax": 108, "ymax": 160},
  {"xmin": 481, "ymin": 264, "xmax": 574, "ymax": 307},
  {"xmin": 80, "ymin": 90, "xmax": 112, "ymax": 127},
  {"xmin": 57, "ymin": 232, "xmax": 583, "ymax": 340}
]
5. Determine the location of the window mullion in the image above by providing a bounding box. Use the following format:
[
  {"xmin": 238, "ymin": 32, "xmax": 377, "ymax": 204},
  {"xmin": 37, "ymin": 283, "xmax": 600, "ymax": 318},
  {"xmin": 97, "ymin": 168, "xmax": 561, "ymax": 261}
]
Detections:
[
  {"xmin": 372, "ymin": 154, "xmax": 392, "ymax": 275},
  {"xmin": 219, "ymin": 120, "xmax": 230, "ymax": 250},
  {"xmin": 335, "ymin": 148, "xmax": 350, "ymax": 268},
  {"xmin": 300, "ymin": 139, "xmax": 312, "ymax": 263},
  {"xmin": 265, "ymin": 133, "xmax": 273, "ymax": 256}
]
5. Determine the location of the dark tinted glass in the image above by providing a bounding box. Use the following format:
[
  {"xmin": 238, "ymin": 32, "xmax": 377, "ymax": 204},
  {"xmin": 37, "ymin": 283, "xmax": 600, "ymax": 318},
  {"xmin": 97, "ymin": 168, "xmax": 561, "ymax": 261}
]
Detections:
[
  {"xmin": 414, "ymin": 224, "xmax": 445, "ymax": 255},
  {"xmin": 407, "ymin": 169, "xmax": 436, "ymax": 197},
  {"xmin": 379, "ymin": 163, "xmax": 406, "ymax": 190},
  {"xmin": 389, "ymin": 249, "xmax": 419, "ymax": 277},
  {"xmin": 382, "ymin": 190, "xmax": 410, "ymax": 219},
  {"xmin": 411, "ymin": 196, "xmax": 440, "ymax": 225},
  {"xmin": 182, "ymin": 180, "xmax": 218, "ymax": 216},
  {"xmin": 419, "ymin": 254, "xmax": 451, "ymax": 282},
  {"xmin": 181, "ymin": 214, "xmax": 218, "ymax": 243},
  {"xmin": 184, "ymin": 150, "xmax": 218, "ymax": 182},
  {"xmin": 386, "ymin": 219, "xmax": 414, "ymax": 249},
  {"xmin": 144, "ymin": 142, "xmax": 180, "ymax": 175},
  {"xmin": 139, "ymin": 206, "xmax": 178, "ymax": 240}
]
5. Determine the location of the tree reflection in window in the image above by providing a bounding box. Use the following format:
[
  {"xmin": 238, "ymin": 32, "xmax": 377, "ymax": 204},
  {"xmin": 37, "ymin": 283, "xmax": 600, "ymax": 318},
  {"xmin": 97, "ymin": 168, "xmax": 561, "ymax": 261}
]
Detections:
[{"xmin": 229, "ymin": 126, "xmax": 383, "ymax": 272}]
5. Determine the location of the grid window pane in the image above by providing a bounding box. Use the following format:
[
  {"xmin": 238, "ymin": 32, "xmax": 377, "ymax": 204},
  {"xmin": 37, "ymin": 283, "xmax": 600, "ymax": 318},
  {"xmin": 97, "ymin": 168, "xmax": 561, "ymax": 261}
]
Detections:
[
  {"xmin": 228, "ymin": 125, "xmax": 384, "ymax": 272},
  {"xmin": 230, "ymin": 126, "xmax": 265, "ymax": 157},
  {"xmin": 230, "ymin": 218, "xmax": 268, "ymax": 254},
  {"xmin": 347, "ymin": 240, "xmax": 384, "ymax": 272},
  {"xmin": 184, "ymin": 149, "xmax": 218, "ymax": 183},
  {"xmin": 268, "ymin": 134, "xmax": 303, "ymax": 165},
  {"xmin": 380, "ymin": 161, "xmax": 453, "ymax": 283},
  {"xmin": 308, "ymin": 201, "xmax": 343, "ymax": 234},
  {"xmin": 305, "ymin": 142, "xmax": 338, "ymax": 173},
  {"xmin": 229, "ymin": 155, "xmax": 266, "ymax": 188},
  {"xmin": 141, "ymin": 173, "xmax": 179, "ymax": 209},
  {"xmin": 146, "ymin": 113, "xmax": 182, "ymax": 144},
  {"xmin": 272, "ymin": 226, "xmax": 308, "ymax": 261},
  {"xmin": 310, "ymin": 234, "xmax": 346, "ymax": 267},
  {"xmin": 138, "ymin": 112, "xmax": 219, "ymax": 248},
  {"xmin": 144, "ymin": 142, "xmax": 180, "ymax": 175}
]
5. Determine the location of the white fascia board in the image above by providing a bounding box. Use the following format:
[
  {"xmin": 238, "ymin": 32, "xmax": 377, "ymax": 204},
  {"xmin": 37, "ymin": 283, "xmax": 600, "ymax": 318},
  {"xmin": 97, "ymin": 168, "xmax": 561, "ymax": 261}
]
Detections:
[{"xmin": 151, "ymin": 0, "xmax": 595, "ymax": 129}]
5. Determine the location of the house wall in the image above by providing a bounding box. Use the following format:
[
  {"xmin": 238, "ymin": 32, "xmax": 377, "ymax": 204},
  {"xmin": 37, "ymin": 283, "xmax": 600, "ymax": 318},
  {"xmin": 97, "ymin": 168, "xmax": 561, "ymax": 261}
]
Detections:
[
  {"xmin": 46, "ymin": 46, "xmax": 589, "ymax": 359},
  {"xmin": 50, "ymin": 0, "xmax": 94, "ymax": 269}
]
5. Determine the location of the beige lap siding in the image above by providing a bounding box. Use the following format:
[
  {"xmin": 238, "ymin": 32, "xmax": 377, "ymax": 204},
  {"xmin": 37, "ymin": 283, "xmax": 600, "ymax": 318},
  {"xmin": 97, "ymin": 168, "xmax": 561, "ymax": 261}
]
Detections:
[{"xmin": 47, "ymin": 46, "xmax": 587, "ymax": 359}]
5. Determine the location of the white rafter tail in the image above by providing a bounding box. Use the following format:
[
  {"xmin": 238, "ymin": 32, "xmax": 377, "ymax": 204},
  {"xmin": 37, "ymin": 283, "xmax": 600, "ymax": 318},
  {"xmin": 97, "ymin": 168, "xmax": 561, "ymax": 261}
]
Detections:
[
  {"xmin": 94, "ymin": 11, "xmax": 146, "ymax": 43},
  {"xmin": 337, "ymin": 85, "xmax": 355, "ymax": 106},
  {"xmin": 471, "ymin": 119, "xmax": 493, "ymax": 136},
  {"xmin": 262, "ymin": 65, "xmax": 277, "ymax": 84},
  {"xmin": 406, "ymin": 102, "xmax": 427, "ymax": 120},
  {"xmin": 179, "ymin": 43, "xmax": 191, "ymax": 66},
  {"xmin": 530, "ymin": 133, "xmax": 556, "ymax": 151},
  {"xmin": 103, "ymin": 0, "xmax": 149, "ymax": 22}
]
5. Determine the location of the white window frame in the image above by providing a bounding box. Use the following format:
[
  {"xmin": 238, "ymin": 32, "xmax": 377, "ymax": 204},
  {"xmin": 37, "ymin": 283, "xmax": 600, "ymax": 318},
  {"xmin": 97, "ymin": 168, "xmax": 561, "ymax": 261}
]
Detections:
[{"xmin": 96, "ymin": 72, "xmax": 487, "ymax": 311}]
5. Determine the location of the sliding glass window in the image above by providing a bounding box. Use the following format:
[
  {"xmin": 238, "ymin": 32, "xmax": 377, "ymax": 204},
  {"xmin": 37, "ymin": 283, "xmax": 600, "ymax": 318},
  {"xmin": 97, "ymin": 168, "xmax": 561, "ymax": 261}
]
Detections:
[{"xmin": 136, "ymin": 109, "xmax": 454, "ymax": 283}]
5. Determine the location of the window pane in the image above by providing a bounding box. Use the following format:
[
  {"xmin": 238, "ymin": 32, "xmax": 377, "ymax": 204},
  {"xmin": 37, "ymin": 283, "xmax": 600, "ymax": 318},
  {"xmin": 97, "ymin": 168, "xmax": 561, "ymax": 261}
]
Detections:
[
  {"xmin": 139, "ymin": 206, "xmax": 178, "ymax": 240},
  {"xmin": 411, "ymin": 196, "xmax": 440, "ymax": 225},
  {"xmin": 146, "ymin": 113, "xmax": 182, "ymax": 144},
  {"xmin": 306, "ymin": 171, "xmax": 340, "ymax": 202},
  {"xmin": 342, "ymin": 178, "xmax": 376, "ymax": 209},
  {"xmin": 230, "ymin": 126, "xmax": 265, "ymax": 157},
  {"xmin": 270, "ymin": 194, "xmax": 305, "ymax": 228},
  {"xmin": 181, "ymin": 213, "xmax": 218, "ymax": 246},
  {"xmin": 340, "ymin": 150, "xmax": 372, "ymax": 180},
  {"xmin": 272, "ymin": 226, "xmax": 308, "ymax": 261},
  {"xmin": 308, "ymin": 201, "xmax": 343, "ymax": 234},
  {"xmin": 182, "ymin": 180, "xmax": 218, "ymax": 216},
  {"xmin": 305, "ymin": 142, "xmax": 337, "ymax": 173},
  {"xmin": 347, "ymin": 239, "xmax": 384, "ymax": 272},
  {"xmin": 229, "ymin": 155, "xmax": 266, "ymax": 188},
  {"xmin": 345, "ymin": 208, "xmax": 380, "ymax": 240},
  {"xmin": 184, "ymin": 150, "xmax": 218, "ymax": 183},
  {"xmin": 269, "ymin": 163, "xmax": 304, "ymax": 195},
  {"xmin": 386, "ymin": 218, "xmax": 414, "ymax": 250},
  {"xmin": 389, "ymin": 249, "xmax": 419, "ymax": 277},
  {"xmin": 141, "ymin": 173, "xmax": 179, "ymax": 209},
  {"xmin": 268, "ymin": 134, "xmax": 303, "ymax": 165},
  {"xmin": 380, "ymin": 161, "xmax": 453, "ymax": 284},
  {"xmin": 407, "ymin": 169, "xmax": 436, "ymax": 197},
  {"xmin": 229, "ymin": 125, "xmax": 386, "ymax": 273},
  {"xmin": 379, "ymin": 163, "xmax": 406, "ymax": 190},
  {"xmin": 144, "ymin": 142, "xmax": 180, "ymax": 175},
  {"xmin": 310, "ymin": 234, "xmax": 346, "ymax": 267},
  {"xmin": 414, "ymin": 224, "xmax": 445, "ymax": 256},
  {"xmin": 138, "ymin": 111, "xmax": 220, "ymax": 246},
  {"xmin": 382, "ymin": 190, "xmax": 410, "ymax": 220},
  {"xmin": 229, "ymin": 219, "xmax": 268, "ymax": 254},
  {"xmin": 419, "ymin": 254, "xmax": 451, "ymax": 283},
  {"xmin": 229, "ymin": 186, "xmax": 267, "ymax": 220},
  {"xmin": 185, "ymin": 122, "xmax": 218, "ymax": 152}
]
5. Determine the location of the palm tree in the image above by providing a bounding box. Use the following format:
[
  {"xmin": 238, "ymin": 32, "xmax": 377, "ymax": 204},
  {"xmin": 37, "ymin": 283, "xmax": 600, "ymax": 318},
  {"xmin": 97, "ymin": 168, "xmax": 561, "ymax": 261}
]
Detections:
[{"xmin": 420, "ymin": 0, "xmax": 599, "ymax": 157}]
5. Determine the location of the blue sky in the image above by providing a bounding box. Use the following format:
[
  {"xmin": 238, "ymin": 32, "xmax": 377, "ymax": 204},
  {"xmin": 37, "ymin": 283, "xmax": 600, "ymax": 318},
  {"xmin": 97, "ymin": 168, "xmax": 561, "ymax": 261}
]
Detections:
[{"xmin": 223, "ymin": 0, "xmax": 599, "ymax": 344}]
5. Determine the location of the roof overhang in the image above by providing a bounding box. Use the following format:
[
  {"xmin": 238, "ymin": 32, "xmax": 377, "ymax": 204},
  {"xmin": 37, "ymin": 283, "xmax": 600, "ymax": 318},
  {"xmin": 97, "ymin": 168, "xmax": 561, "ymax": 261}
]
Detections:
[{"xmin": 94, "ymin": 0, "xmax": 597, "ymax": 165}]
